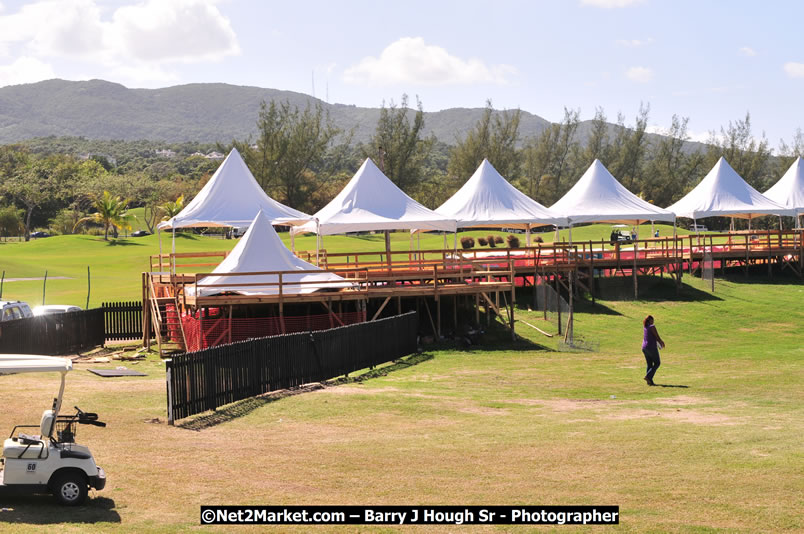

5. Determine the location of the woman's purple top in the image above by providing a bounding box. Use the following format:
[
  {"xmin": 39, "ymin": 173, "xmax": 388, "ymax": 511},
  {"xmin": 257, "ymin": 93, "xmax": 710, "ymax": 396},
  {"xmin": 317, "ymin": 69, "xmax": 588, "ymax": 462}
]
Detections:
[{"xmin": 642, "ymin": 325, "xmax": 657, "ymax": 350}]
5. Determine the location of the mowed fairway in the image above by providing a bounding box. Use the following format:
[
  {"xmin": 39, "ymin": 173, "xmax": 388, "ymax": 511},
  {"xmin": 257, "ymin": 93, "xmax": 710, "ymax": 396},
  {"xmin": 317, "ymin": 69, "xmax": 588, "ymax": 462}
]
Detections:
[{"xmin": 0, "ymin": 272, "xmax": 801, "ymax": 532}]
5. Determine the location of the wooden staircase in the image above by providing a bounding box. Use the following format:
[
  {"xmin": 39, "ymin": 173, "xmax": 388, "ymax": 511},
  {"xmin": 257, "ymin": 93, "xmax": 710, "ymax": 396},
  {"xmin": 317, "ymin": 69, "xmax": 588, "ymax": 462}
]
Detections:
[{"xmin": 147, "ymin": 276, "xmax": 187, "ymax": 357}]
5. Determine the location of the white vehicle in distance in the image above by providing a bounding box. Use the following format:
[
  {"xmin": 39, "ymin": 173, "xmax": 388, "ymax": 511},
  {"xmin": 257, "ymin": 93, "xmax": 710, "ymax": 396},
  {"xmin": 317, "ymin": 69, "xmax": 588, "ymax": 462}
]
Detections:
[
  {"xmin": 690, "ymin": 224, "xmax": 708, "ymax": 233},
  {"xmin": 0, "ymin": 354, "xmax": 107, "ymax": 505},
  {"xmin": 33, "ymin": 305, "xmax": 82, "ymax": 316},
  {"xmin": 0, "ymin": 301, "xmax": 34, "ymax": 322}
]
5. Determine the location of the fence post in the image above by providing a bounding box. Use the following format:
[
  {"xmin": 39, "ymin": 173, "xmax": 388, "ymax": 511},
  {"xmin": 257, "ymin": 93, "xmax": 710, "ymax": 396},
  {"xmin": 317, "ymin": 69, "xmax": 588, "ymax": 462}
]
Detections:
[{"xmin": 166, "ymin": 364, "xmax": 174, "ymax": 425}]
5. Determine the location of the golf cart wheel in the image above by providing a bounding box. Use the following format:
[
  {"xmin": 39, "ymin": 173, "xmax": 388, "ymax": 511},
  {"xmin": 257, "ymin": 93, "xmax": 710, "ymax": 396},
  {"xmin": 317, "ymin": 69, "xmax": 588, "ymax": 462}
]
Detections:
[{"xmin": 52, "ymin": 472, "xmax": 88, "ymax": 506}]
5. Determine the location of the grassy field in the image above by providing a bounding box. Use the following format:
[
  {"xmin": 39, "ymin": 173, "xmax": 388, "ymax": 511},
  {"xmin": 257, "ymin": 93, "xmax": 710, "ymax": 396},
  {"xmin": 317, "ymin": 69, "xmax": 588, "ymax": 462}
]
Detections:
[
  {"xmin": 0, "ymin": 271, "xmax": 802, "ymax": 532},
  {"xmin": 0, "ymin": 223, "xmax": 683, "ymax": 308}
]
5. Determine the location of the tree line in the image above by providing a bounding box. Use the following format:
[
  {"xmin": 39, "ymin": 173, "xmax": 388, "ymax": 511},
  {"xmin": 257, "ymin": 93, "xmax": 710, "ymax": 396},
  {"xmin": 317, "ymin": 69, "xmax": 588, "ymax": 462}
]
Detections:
[{"xmin": 1, "ymin": 97, "xmax": 802, "ymax": 240}]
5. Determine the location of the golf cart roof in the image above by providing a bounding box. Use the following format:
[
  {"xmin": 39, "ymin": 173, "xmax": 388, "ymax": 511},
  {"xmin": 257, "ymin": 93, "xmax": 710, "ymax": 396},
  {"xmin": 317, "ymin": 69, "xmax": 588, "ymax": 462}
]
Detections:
[{"xmin": 0, "ymin": 354, "xmax": 72, "ymax": 375}]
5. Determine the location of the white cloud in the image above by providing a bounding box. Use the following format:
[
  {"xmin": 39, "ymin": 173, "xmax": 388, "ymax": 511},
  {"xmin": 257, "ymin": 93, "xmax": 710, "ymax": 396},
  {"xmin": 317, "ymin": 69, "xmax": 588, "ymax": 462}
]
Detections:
[
  {"xmin": 0, "ymin": 56, "xmax": 56, "ymax": 86},
  {"xmin": 0, "ymin": 0, "xmax": 239, "ymax": 85},
  {"xmin": 739, "ymin": 46, "xmax": 757, "ymax": 57},
  {"xmin": 581, "ymin": 0, "xmax": 645, "ymax": 8},
  {"xmin": 616, "ymin": 38, "xmax": 653, "ymax": 47},
  {"xmin": 783, "ymin": 62, "xmax": 804, "ymax": 78},
  {"xmin": 626, "ymin": 66, "xmax": 653, "ymax": 83},
  {"xmin": 112, "ymin": 0, "xmax": 239, "ymax": 63},
  {"xmin": 343, "ymin": 37, "xmax": 515, "ymax": 86}
]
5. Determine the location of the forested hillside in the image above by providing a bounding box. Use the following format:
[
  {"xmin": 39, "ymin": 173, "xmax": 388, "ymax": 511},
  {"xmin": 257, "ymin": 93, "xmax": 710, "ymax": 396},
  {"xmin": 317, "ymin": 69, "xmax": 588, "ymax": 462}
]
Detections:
[{"xmin": 0, "ymin": 80, "xmax": 801, "ymax": 241}]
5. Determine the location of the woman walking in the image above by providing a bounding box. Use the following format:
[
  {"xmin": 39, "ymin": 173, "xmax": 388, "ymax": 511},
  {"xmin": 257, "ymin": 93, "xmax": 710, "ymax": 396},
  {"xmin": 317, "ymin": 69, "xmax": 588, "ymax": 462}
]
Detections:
[{"xmin": 642, "ymin": 315, "xmax": 665, "ymax": 386}]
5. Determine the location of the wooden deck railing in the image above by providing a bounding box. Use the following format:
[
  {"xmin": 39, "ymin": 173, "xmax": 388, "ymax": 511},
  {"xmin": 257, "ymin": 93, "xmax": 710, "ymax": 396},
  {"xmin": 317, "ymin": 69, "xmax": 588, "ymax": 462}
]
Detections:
[{"xmin": 149, "ymin": 230, "xmax": 803, "ymax": 280}]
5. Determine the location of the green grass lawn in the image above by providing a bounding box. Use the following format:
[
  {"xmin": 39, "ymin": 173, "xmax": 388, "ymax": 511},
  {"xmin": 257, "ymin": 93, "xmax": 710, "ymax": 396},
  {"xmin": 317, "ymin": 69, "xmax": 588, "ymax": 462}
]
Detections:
[{"xmin": 0, "ymin": 272, "xmax": 802, "ymax": 532}]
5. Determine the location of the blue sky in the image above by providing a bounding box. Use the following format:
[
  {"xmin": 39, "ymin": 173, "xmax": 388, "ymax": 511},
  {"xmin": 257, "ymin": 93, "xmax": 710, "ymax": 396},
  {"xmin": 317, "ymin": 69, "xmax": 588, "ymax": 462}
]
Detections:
[{"xmin": 0, "ymin": 0, "xmax": 802, "ymax": 147}]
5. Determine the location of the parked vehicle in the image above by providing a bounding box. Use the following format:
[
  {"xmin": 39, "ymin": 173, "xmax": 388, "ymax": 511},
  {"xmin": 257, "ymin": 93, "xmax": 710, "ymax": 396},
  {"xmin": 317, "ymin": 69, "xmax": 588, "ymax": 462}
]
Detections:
[
  {"xmin": 609, "ymin": 225, "xmax": 633, "ymax": 245},
  {"xmin": 30, "ymin": 231, "xmax": 50, "ymax": 238},
  {"xmin": 0, "ymin": 301, "xmax": 33, "ymax": 322},
  {"xmin": 0, "ymin": 354, "xmax": 106, "ymax": 505},
  {"xmin": 690, "ymin": 224, "xmax": 708, "ymax": 233},
  {"xmin": 131, "ymin": 230, "xmax": 150, "ymax": 237},
  {"xmin": 32, "ymin": 305, "xmax": 83, "ymax": 316}
]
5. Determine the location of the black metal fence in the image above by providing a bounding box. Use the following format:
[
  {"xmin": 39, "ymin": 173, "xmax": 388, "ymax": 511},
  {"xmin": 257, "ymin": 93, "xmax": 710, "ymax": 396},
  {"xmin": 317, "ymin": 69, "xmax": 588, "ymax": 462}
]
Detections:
[
  {"xmin": 0, "ymin": 309, "xmax": 105, "ymax": 355},
  {"xmin": 102, "ymin": 301, "xmax": 143, "ymax": 340},
  {"xmin": 166, "ymin": 311, "xmax": 418, "ymax": 422}
]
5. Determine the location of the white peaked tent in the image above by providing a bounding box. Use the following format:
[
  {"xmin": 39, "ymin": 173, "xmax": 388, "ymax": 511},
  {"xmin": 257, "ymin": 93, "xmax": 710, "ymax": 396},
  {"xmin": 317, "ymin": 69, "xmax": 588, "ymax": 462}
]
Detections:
[
  {"xmin": 291, "ymin": 158, "xmax": 456, "ymax": 235},
  {"xmin": 550, "ymin": 159, "xmax": 675, "ymax": 228},
  {"xmin": 764, "ymin": 157, "xmax": 804, "ymax": 225},
  {"xmin": 158, "ymin": 148, "xmax": 309, "ymax": 230},
  {"xmin": 436, "ymin": 159, "xmax": 568, "ymax": 241},
  {"xmin": 185, "ymin": 211, "xmax": 350, "ymax": 297},
  {"xmin": 667, "ymin": 157, "xmax": 795, "ymax": 225}
]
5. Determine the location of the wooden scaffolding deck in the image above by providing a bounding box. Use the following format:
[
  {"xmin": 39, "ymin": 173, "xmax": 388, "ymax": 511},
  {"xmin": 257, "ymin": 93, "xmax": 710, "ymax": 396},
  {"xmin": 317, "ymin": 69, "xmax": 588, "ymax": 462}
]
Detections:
[{"xmin": 143, "ymin": 229, "xmax": 803, "ymax": 355}]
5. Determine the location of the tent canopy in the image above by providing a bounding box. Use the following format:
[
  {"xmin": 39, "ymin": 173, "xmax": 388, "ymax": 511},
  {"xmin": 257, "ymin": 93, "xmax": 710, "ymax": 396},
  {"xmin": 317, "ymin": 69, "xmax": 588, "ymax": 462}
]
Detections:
[
  {"xmin": 158, "ymin": 148, "xmax": 309, "ymax": 230},
  {"xmin": 291, "ymin": 158, "xmax": 456, "ymax": 235},
  {"xmin": 435, "ymin": 159, "xmax": 567, "ymax": 228},
  {"xmin": 667, "ymin": 157, "xmax": 795, "ymax": 220},
  {"xmin": 550, "ymin": 159, "xmax": 675, "ymax": 225},
  {"xmin": 185, "ymin": 211, "xmax": 349, "ymax": 297},
  {"xmin": 764, "ymin": 156, "xmax": 804, "ymax": 217}
]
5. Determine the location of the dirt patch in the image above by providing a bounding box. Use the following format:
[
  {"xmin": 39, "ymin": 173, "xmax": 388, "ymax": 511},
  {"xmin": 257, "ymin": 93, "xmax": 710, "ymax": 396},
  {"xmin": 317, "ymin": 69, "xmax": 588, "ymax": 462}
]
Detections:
[
  {"xmin": 654, "ymin": 395, "xmax": 705, "ymax": 406},
  {"xmin": 661, "ymin": 410, "xmax": 736, "ymax": 425},
  {"xmin": 317, "ymin": 385, "xmax": 401, "ymax": 396},
  {"xmin": 441, "ymin": 400, "xmax": 510, "ymax": 417},
  {"xmin": 505, "ymin": 398, "xmax": 612, "ymax": 411},
  {"xmin": 606, "ymin": 409, "xmax": 662, "ymax": 420}
]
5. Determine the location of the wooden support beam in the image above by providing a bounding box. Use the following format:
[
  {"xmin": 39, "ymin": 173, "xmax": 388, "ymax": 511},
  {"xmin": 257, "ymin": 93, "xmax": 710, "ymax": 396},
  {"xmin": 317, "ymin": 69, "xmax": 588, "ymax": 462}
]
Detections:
[
  {"xmin": 479, "ymin": 291, "xmax": 502, "ymax": 317},
  {"xmin": 437, "ymin": 296, "xmax": 441, "ymax": 338},
  {"xmin": 371, "ymin": 296, "xmax": 392, "ymax": 321},
  {"xmin": 320, "ymin": 299, "xmax": 346, "ymax": 327},
  {"xmin": 421, "ymin": 297, "xmax": 437, "ymax": 337}
]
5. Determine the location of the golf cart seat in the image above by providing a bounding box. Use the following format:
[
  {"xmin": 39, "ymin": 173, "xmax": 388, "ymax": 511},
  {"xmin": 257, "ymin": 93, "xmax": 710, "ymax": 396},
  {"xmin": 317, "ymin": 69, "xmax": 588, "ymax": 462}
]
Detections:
[
  {"xmin": 2, "ymin": 410, "xmax": 54, "ymax": 460},
  {"xmin": 3, "ymin": 437, "xmax": 47, "ymax": 459}
]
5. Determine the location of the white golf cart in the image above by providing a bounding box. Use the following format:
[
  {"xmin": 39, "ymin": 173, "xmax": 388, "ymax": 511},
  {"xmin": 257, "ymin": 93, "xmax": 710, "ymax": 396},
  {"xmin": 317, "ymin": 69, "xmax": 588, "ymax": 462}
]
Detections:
[{"xmin": 0, "ymin": 354, "xmax": 106, "ymax": 505}]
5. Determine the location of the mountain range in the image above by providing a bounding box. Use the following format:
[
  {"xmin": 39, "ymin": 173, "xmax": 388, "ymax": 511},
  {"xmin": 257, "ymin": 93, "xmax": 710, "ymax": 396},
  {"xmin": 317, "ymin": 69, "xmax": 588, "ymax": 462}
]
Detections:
[{"xmin": 0, "ymin": 79, "xmax": 689, "ymax": 150}]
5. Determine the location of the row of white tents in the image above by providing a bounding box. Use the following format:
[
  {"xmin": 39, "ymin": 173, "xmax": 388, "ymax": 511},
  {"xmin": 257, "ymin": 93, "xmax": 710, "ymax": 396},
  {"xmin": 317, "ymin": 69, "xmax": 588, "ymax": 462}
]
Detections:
[
  {"xmin": 160, "ymin": 148, "xmax": 804, "ymax": 239},
  {"xmin": 156, "ymin": 149, "xmax": 804, "ymax": 296}
]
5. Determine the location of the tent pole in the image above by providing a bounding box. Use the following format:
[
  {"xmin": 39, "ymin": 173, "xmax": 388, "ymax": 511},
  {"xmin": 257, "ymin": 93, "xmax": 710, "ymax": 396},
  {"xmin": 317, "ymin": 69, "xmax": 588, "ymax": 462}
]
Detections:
[
  {"xmin": 385, "ymin": 230, "xmax": 392, "ymax": 272},
  {"xmin": 568, "ymin": 226, "xmax": 572, "ymax": 246},
  {"xmin": 748, "ymin": 216, "xmax": 752, "ymax": 231},
  {"xmin": 158, "ymin": 228, "xmax": 163, "ymax": 270},
  {"xmin": 526, "ymin": 226, "xmax": 531, "ymax": 247},
  {"xmin": 316, "ymin": 219, "xmax": 320, "ymax": 267},
  {"xmin": 291, "ymin": 231, "xmax": 296, "ymax": 253},
  {"xmin": 779, "ymin": 215, "xmax": 783, "ymax": 231},
  {"xmin": 171, "ymin": 228, "xmax": 176, "ymax": 275}
]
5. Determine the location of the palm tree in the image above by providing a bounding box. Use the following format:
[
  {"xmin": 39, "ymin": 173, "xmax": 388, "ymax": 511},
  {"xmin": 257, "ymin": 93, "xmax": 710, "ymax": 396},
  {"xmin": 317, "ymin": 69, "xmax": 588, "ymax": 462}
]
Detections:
[
  {"xmin": 160, "ymin": 195, "xmax": 185, "ymax": 221},
  {"xmin": 73, "ymin": 191, "xmax": 134, "ymax": 241}
]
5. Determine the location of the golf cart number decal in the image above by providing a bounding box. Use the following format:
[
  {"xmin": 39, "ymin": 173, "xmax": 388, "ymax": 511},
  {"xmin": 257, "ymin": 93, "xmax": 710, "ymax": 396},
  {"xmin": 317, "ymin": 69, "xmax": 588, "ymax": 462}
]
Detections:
[{"xmin": 27, "ymin": 463, "xmax": 36, "ymax": 472}]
